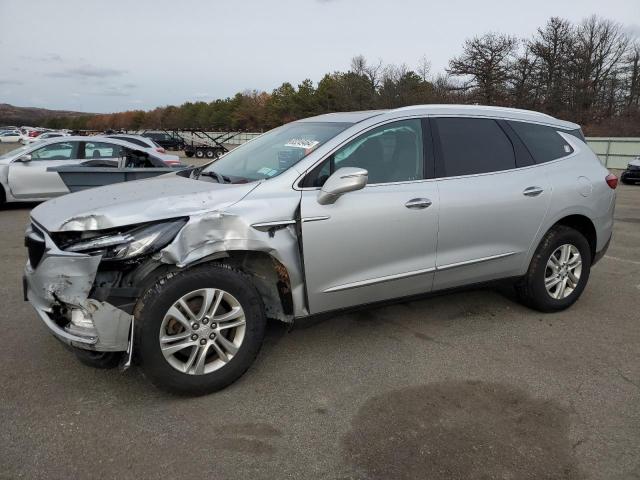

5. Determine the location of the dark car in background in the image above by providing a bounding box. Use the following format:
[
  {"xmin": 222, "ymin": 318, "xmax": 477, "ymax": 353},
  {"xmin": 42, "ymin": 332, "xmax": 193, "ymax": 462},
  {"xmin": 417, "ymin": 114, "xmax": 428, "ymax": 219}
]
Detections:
[
  {"xmin": 621, "ymin": 157, "xmax": 640, "ymax": 185},
  {"xmin": 141, "ymin": 131, "xmax": 184, "ymax": 150}
]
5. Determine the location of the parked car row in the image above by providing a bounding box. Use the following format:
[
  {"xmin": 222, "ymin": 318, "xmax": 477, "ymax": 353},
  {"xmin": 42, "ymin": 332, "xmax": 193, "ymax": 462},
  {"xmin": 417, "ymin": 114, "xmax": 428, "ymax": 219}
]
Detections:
[{"xmin": 0, "ymin": 135, "xmax": 183, "ymax": 204}]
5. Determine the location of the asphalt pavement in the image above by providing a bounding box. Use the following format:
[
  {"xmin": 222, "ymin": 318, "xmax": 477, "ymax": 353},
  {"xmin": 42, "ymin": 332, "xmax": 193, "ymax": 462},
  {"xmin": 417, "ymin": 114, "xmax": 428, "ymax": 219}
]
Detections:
[{"xmin": 0, "ymin": 150, "xmax": 638, "ymax": 479}]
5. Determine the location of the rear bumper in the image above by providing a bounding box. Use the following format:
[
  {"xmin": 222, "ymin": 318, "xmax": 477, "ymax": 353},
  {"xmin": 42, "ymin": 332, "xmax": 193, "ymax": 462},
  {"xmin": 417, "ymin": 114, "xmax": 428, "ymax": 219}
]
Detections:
[
  {"xmin": 24, "ymin": 225, "xmax": 132, "ymax": 352},
  {"xmin": 593, "ymin": 232, "xmax": 612, "ymax": 265}
]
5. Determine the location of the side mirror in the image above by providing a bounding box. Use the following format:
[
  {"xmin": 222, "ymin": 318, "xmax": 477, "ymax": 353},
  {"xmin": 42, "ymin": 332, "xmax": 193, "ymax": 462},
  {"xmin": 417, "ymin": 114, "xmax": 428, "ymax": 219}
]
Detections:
[
  {"xmin": 17, "ymin": 154, "xmax": 32, "ymax": 163},
  {"xmin": 317, "ymin": 167, "xmax": 368, "ymax": 205}
]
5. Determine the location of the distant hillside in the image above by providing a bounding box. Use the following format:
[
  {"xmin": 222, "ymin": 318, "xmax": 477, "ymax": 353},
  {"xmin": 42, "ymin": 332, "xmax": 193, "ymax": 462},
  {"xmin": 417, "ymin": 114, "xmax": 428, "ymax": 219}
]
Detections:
[{"xmin": 0, "ymin": 103, "xmax": 93, "ymax": 127}]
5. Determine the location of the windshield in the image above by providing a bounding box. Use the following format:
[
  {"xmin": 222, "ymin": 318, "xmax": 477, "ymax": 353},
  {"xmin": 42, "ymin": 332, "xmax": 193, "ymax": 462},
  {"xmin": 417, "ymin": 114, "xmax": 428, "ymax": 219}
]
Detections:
[
  {"xmin": 202, "ymin": 121, "xmax": 351, "ymax": 181},
  {"xmin": 0, "ymin": 144, "xmax": 30, "ymax": 160}
]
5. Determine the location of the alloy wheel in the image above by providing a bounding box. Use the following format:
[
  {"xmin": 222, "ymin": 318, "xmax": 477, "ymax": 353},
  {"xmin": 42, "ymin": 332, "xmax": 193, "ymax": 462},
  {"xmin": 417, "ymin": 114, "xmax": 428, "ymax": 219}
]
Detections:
[
  {"xmin": 159, "ymin": 288, "xmax": 246, "ymax": 375},
  {"xmin": 544, "ymin": 244, "xmax": 582, "ymax": 300}
]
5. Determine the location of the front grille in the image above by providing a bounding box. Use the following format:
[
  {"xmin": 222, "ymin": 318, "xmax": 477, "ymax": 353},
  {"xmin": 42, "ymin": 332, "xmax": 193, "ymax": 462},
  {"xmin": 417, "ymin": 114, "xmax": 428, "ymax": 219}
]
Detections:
[{"xmin": 25, "ymin": 226, "xmax": 46, "ymax": 268}]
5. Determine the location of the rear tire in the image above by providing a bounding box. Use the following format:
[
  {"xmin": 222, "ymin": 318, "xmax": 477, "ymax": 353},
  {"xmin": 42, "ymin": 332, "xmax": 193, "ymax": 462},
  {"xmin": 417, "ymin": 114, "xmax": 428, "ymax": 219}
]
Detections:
[
  {"xmin": 516, "ymin": 225, "xmax": 591, "ymax": 312},
  {"xmin": 205, "ymin": 149, "xmax": 215, "ymax": 159},
  {"xmin": 195, "ymin": 149, "xmax": 205, "ymax": 159},
  {"xmin": 0, "ymin": 185, "xmax": 5, "ymax": 207},
  {"xmin": 74, "ymin": 348, "xmax": 123, "ymax": 369},
  {"xmin": 134, "ymin": 264, "xmax": 266, "ymax": 395}
]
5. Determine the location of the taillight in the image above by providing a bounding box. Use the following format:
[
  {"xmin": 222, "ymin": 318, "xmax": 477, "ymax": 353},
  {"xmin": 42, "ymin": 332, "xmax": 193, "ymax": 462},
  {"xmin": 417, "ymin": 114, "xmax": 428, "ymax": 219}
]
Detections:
[
  {"xmin": 156, "ymin": 147, "xmax": 166, "ymax": 153},
  {"xmin": 605, "ymin": 173, "xmax": 618, "ymax": 189}
]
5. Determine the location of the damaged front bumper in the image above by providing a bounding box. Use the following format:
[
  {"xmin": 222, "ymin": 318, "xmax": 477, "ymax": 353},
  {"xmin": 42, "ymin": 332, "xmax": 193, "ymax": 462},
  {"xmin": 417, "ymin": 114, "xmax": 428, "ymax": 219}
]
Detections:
[{"xmin": 24, "ymin": 224, "xmax": 132, "ymax": 352}]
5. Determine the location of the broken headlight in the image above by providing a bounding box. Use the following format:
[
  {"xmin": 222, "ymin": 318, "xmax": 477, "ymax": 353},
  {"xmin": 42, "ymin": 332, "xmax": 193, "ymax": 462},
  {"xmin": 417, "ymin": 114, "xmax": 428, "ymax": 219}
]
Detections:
[{"xmin": 66, "ymin": 219, "xmax": 187, "ymax": 261}]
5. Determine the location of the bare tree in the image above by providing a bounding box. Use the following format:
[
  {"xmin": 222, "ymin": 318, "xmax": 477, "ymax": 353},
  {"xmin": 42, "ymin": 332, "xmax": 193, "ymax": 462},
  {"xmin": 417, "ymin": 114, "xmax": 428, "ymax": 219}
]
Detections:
[
  {"xmin": 570, "ymin": 16, "xmax": 629, "ymax": 119},
  {"xmin": 529, "ymin": 17, "xmax": 575, "ymax": 114},
  {"xmin": 447, "ymin": 33, "xmax": 517, "ymax": 105},
  {"xmin": 417, "ymin": 55, "xmax": 431, "ymax": 82},
  {"xmin": 509, "ymin": 43, "xmax": 540, "ymax": 109},
  {"xmin": 624, "ymin": 42, "xmax": 640, "ymax": 108}
]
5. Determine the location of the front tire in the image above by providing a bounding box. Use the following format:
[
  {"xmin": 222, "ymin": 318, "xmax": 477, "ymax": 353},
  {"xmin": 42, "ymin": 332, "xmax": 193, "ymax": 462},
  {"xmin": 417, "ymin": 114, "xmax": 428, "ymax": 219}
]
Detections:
[
  {"xmin": 74, "ymin": 348, "xmax": 123, "ymax": 369},
  {"xmin": 516, "ymin": 225, "xmax": 591, "ymax": 312},
  {"xmin": 134, "ymin": 264, "xmax": 266, "ymax": 395}
]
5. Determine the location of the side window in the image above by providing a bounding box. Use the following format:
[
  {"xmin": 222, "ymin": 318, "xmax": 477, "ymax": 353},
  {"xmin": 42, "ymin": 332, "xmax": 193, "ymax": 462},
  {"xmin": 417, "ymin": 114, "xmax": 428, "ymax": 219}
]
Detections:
[
  {"xmin": 84, "ymin": 142, "xmax": 124, "ymax": 159},
  {"xmin": 508, "ymin": 121, "xmax": 574, "ymax": 163},
  {"xmin": 303, "ymin": 119, "xmax": 424, "ymax": 187},
  {"xmin": 30, "ymin": 142, "xmax": 79, "ymax": 161},
  {"xmin": 434, "ymin": 118, "xmax": 516, "ymax": 177}
]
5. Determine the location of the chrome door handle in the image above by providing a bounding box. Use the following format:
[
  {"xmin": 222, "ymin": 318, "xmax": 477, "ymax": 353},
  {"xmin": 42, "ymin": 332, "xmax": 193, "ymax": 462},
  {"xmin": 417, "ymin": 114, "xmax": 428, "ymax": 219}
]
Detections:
[
  {"xmin": 523, "ymin": 186, "xmax": 544, "ymax": 197},
  {"xmin": 405, "ymin": 198, "xmax": 432, "ymax": 209}
]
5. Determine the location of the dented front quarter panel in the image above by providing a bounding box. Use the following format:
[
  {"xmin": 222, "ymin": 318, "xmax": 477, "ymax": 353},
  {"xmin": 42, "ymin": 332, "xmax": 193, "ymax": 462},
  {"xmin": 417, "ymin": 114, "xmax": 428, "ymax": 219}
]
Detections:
[{"xmin": 158, "ymin": 182, "xmax": 307, "ymax": 317}]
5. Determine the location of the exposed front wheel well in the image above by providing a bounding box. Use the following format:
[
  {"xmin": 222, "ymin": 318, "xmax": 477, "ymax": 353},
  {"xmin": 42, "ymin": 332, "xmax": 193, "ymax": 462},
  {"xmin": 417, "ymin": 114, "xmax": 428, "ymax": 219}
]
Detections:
[
  {"xmin": 550, "ymin": 215, "xmax": 597, "ymax": 260},
  {"xmin": 214, "ymin": 251, "xmax": 294, "ymax": 323}
]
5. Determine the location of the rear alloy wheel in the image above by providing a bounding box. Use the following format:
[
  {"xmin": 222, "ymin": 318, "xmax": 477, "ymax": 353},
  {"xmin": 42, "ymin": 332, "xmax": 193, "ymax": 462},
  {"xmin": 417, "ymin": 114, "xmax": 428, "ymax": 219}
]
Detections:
[
  {"xmin": 516, "ymin": 225, "xmax": 591, "ymax": 312},
  {"xmin": 544, "ymin": 244, "xmax": 582, "ymax": 300},
  {"xmin": 135, "ymin": 264, "xmax": 266, "ymax": 395}
]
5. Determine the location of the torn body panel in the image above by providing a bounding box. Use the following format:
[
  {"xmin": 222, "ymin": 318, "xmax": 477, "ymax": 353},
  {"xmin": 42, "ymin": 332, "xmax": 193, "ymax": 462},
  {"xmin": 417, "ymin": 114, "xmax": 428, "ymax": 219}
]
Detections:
[
  {"xmin": 24, "ymin": 226, "xmax": 132, "ymax": 351},
  {"xmin": 157, "ymin": 187, "xmax": 306, "ymax": 319}
]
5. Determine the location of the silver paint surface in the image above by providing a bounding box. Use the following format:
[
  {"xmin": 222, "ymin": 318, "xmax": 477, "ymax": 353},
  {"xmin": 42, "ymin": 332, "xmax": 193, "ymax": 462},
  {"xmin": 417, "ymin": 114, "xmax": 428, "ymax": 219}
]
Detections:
[{"xmin": 25, "ymin": 105, "xmax": 615, "ymax": 351}]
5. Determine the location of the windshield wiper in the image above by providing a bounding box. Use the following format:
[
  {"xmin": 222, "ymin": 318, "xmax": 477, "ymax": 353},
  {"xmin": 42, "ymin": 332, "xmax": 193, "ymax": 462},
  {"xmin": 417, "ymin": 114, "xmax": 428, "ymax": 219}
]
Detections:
[{"xmin": 199, "ymin": 170, "xmax": 231, "ymax": 184}]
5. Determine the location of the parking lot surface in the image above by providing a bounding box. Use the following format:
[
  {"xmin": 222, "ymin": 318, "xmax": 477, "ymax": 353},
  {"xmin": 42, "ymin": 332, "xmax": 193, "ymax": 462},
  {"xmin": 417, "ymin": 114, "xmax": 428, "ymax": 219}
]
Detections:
[{"xmin": 1, "ymin": 153, "xmax": 639, "ymax": 479}]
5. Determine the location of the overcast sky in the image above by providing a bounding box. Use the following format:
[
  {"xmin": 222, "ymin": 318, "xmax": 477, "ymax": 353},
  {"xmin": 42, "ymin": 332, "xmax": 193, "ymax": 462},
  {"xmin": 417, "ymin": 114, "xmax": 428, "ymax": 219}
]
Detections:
[{"xmin": 0, "ymin": 0, "xmax": 638, "ymax": 113}]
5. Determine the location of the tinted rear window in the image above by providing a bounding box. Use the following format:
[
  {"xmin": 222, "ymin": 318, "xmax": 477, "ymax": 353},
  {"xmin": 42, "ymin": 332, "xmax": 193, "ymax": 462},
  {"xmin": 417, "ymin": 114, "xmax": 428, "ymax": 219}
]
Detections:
[
  {"xmin": 434, "ymin": 118, "xmax": 516, "ymax": 177},
  {"xmin": 508, "ymin": 121, "xmax": 574, "ymax": 163}
]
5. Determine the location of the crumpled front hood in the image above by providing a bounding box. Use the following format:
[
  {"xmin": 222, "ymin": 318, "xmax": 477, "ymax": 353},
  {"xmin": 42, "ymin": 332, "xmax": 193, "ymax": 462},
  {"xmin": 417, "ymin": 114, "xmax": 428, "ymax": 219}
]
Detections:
[{"xmin": 31, "ymin": 174, "xmax": 259, "ymax": 232}]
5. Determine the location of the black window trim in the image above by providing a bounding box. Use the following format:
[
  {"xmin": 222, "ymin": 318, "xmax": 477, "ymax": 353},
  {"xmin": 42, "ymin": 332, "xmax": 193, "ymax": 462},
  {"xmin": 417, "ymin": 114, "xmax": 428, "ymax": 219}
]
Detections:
[
  {"xmin": 296, "ymin": 116, "xmax": 435, "ymax": 190},
  {"xmin": 430, "ymin": 115, "xmax": 555, "ymax": 179},
  {"xmin": 506, "ymin": 119, "xmax": 577, "ymax": 165}
]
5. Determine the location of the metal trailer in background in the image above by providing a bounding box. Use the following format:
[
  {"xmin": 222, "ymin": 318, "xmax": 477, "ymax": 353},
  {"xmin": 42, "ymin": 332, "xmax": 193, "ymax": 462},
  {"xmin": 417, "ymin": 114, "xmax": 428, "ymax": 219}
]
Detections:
[{"xmin": 180, "ymin": 130, "xmax": 240, "ymax": 159}]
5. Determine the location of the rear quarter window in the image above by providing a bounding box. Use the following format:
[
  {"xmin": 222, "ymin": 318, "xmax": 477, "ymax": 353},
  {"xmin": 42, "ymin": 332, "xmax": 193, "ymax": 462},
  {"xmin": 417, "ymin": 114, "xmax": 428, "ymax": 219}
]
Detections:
[{"xmin": 508, "ymin": 121, "xmax": 574, "ymax": 164}]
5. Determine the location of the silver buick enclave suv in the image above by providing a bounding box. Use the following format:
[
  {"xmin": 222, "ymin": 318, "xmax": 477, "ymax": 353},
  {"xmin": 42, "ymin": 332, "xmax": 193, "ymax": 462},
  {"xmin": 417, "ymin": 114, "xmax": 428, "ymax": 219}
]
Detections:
[{"xmin": 24, "ymin": 105, "xmax": 616, "ymax": 394}]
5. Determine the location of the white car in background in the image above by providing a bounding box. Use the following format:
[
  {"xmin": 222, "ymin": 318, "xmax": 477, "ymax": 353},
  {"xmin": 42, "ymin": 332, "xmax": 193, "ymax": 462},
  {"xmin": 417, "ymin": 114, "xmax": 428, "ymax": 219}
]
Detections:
[
  {"xmin": 21, "ymin": 131, "xmax": 70, "ymax": 145},
  {"xmin": 0, "ymin": 136, "xmax": 179, "ymax": 204},
  {"xmin": 0, "ymin": 130, "xmax": 24, "ymax": 143},
  {"xmin": 105, "ymin": 134, "xmax": 183, "ymax": 166}
]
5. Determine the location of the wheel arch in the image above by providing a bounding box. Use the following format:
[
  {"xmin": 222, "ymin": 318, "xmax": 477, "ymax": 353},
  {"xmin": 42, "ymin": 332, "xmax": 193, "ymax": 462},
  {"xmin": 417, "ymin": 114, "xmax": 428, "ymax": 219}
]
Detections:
[
  {"xmin": 129, "ymin": 250, "xmax": 295, "ymax": 324},
  {"xmin": 215, "ymin": 250, "xmax": 294, "ymax": 323},
  {"xmin": 538, "ymin": 214, "xmax": 597, "ymax": 262}
]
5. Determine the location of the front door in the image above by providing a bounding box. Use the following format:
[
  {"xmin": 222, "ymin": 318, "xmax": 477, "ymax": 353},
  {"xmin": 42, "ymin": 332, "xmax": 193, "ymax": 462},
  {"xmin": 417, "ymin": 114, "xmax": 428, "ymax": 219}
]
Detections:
[
  {"xmin": 8, "ymin": 141, "xmax": 81, "ymax": 199},
  {"xmin": 299, "ymin": 118, "xmax": 439, "ymax": 314}
]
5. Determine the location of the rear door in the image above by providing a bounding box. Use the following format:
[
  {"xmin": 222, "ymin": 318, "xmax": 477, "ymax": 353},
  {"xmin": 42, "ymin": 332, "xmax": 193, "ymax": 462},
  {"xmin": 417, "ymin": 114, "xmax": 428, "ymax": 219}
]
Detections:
[
  {"xmin": 431, "ymin": 117, "xmax": 551, "ymax": 290},
  {"xmin": 300, "ymin": 118, "xmax": 440, "ymax": 313},
  {"xmin": 7, "ymin": 141, "xmax": 82, "ymax": 199}
]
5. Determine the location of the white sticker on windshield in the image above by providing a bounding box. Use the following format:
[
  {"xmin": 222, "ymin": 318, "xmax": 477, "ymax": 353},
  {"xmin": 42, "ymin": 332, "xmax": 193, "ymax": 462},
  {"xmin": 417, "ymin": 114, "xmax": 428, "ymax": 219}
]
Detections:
[
  {"xmin": 284, "ymin": 139, "xmax": 319, "ymax": 150},
  {"xmin": 257, "ymin": 167, "xmax": 278, "ymax": 177}
]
